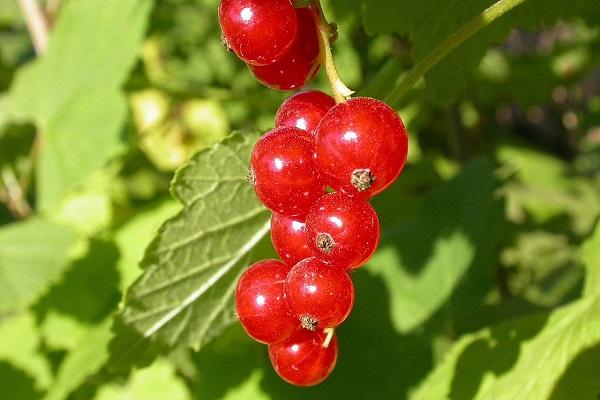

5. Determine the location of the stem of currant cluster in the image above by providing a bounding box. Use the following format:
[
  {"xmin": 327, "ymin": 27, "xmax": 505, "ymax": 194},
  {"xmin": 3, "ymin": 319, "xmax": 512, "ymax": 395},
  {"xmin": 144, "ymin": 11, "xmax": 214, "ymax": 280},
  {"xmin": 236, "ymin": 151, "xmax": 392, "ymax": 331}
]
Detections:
[
  {"xmin": 322, "ymin": 327, "xmax": 335, "ymax": 348},
  {"xmin": 310, "ymin": 0, "xmax": 354, "ymax": 103}
]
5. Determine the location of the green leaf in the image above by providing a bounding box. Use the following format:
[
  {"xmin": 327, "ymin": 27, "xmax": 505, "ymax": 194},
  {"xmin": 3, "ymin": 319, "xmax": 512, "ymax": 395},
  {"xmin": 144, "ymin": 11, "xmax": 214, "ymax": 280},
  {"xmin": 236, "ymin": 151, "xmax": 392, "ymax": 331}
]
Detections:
[
  {"xmin": 356, "ymin": 0, "xmax": 598, "ymax": 103},
  {"xmin": 44, "ymin": 319, "xmax": 113, "ymax": 400},
  {"xmin": 95, "ymin": 358, "xmax": 191, "ymax": 400},
  {"xmin": 583, "ymin": 222, "xmax": 600, "ymax": 297},
  {"xmin": 7, "ymin": 0, "xmax": 153, "ymax": 212},
  {"xmin": 369, "ymin": 157, "xmax": 503, "ymax": 333},
  {"xmin": 411, "ymin": 296, "xmax": 600, "ymax": 400},
  {"xmin": 0, "ymin": 313, "xmax": 52, "ymax": 392},
  {"xmin": 0, "ymin": 218, "xmax": 78, "ymax": 313},
  {"xmin": 109, "ymin": 132, "xmax": 271, "ymax": 371},
  {"xmin": 114, "ymin": 200, "xmax": 181, "ymax": 291}
]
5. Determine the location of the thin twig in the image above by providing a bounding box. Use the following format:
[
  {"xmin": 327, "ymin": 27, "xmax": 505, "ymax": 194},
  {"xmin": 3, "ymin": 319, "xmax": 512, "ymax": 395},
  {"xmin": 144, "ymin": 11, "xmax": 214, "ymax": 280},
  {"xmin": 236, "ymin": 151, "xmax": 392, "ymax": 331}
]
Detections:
[
  {"xmin": 18, "ymin": 0, "xmax": 50, "ymax": 55},
  {"xmin": 0, "ymin": 167, "xmax": 32, "ymax": 218}
]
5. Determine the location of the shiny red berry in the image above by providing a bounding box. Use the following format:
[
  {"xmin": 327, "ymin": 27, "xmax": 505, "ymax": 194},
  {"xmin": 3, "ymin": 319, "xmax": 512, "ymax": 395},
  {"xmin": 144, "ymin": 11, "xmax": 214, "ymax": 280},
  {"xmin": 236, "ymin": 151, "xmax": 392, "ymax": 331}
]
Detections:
[
  {"xmin": 314, "ymin": 97, "xmax": 409, "ymax": 198},
  {"xmin": 268, "ymin": 328, "xmax": 338, "ymax": 386},
  {"xmin": 275, "ymin": 90, "xmax": 336, "ymax": 135},
  {"xmin": 235, "ymin": 259, "xmax": 298, "ymax": 344},
  {"xmin": 218, "ymin": 0, "xmax": 297, "ymax": 66},
  {"xmin": 249, "ymin": 127, "xmax": 325, "ymax": 216},
  {"xmin": 271, "ymin": 213, "xmax": 312, "ymax": 266},
  {"xmin": 249, "ymin": 7, "xmax": 320, "ymax": 90},
  {"xmin": 305, "ymin": 193, "xmax": 379, "ymax": 270},
  {"xmin": 285, "ymin": 257, "xmax": 354, "ymax": 330}
]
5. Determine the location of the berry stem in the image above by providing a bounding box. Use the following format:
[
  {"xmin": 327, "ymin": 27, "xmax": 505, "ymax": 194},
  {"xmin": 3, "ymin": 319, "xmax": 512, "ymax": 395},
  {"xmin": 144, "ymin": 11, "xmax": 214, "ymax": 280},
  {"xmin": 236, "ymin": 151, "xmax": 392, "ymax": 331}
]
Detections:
[
  {"xmin": 322, "ymin": 328, "xmax": 335, "ymax": 348},
  {"xmin": 310, "ymin": 0, "xmax": 353, "ymax": 103},
  {"xmin": 322, "ymin": 328, "xmax": 335, "ymax": 349},
  {"xmin": 384, "ymin": 0, "xmax": 527, "ymax": 104}
]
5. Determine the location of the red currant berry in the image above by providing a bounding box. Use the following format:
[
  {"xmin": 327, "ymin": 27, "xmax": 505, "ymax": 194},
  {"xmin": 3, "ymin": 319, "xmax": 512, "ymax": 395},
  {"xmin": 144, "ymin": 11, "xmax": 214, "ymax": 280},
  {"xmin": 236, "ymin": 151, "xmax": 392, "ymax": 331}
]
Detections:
[
  {"xmin": 285, "ymin": 257, "xmax": 354, "ymax": 330},
  {"xmin": 271, "ymin": 213, "xmax": 312, "ymax": 266},
  {"xmin": 314, "ymin": 97, "xmax": 409, "ymax": 198},
  {"xmin": 305, "ymin": 192, "xmax": 379, "ymax": 270},
  {"xmin": 235, "ymin": 259, "xmax": 298, "ymax": 344},
  {"xmin": 249, "ymin": 7, "xmax": 320, "ymax": 90},
  {"xmin": 275, "ymin": 90, "xmax": 336, "ymax": 135},
  {"xmin": 249, "ymin": 127, "xmax": 325, "ymax": 216},
  {"xmin": 218, "ymin": 0, "xmax": 297, "ymax": 66},
  {"xmin": 269, "ymin": 328, "xmax": 338, "ymax": 386}
]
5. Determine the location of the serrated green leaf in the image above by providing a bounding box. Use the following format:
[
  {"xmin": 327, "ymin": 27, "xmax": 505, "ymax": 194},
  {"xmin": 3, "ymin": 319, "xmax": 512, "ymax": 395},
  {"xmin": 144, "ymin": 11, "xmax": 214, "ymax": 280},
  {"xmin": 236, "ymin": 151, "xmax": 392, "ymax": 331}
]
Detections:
[
  {"xmin": 108, "ymin": 132, "xmax": 271, "ymax": 371},
  {"xmin": 44, "ymin": 319, "xmax": 112, "ymax": 400},
  {"xmin": 370, "ymin": 157, "xmax": 503, "ymax": 333},
  {"xmin": 583, "ymin": 222, "xmax": 600, "ymax": 297},
  {"xmin": 7, "ymin": 0, "xmax": 153, "ymax": 212},
  {"xmin": 411, "ymin": 296, "xmax": 600, "ymax": 400},
  {"xmin": 0, "ymin": 218, "xmax": 78, "ymax": 313}
]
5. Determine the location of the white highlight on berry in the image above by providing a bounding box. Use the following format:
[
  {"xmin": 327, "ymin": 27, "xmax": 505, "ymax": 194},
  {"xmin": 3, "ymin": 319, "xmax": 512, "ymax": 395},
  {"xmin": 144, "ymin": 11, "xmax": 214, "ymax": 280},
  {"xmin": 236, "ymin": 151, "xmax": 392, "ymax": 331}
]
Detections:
[
  {"xmin": 342, "ymin": 130, "xmax": 358, "ymax": 142},
  {"xmin": 329, "ymin": 216, "xmax": 343, "ymax": 228},
  {"xmin": 296, "ymin": 118, "xmax": 308, "ymax": 130},
  {"xmin": 240, "ymin": 7, "xmax": 253, "ymax": 22},
  {"xmin": 273, "ymin": 157, "xmax": 284, "ymax": 170}
]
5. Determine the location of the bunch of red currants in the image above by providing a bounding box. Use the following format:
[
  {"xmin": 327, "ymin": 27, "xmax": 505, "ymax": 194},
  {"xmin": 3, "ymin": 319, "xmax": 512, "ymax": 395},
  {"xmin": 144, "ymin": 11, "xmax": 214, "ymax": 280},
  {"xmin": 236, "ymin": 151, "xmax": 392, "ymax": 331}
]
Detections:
[
  {"xmin": 219, "ymin": 0, "xmax": 320, "ymax": 90},
  {"xmin": 219, "ymin": 0, "xmax": 408, "ymax": 387}
]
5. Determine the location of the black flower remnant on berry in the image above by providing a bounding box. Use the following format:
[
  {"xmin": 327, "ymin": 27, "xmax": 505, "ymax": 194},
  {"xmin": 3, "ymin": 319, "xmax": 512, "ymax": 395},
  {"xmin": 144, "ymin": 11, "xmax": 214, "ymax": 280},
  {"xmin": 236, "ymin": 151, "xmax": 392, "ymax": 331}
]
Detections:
[
  {"xmin": 351, "ymin": 169, "xmax": 375, "ymax": 192},
  {"xmin": 316, "ymin": 233, "xmax": 334, "ymax": 254}
]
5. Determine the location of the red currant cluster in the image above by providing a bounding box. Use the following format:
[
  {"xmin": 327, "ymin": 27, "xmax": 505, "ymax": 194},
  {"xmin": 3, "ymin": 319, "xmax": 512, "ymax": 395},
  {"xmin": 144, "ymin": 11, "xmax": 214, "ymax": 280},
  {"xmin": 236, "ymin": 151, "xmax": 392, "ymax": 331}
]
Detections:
[
  {"xmin": 219, "ymin": 0, "xmax": 408, "ymax": 387},
  {"xmin": 218, "ymin": 0, "xmax": 319, "ymax": 90},
  {"xmin": 236, "ymin": 91, "xmax": 408, "ymax": 386}
]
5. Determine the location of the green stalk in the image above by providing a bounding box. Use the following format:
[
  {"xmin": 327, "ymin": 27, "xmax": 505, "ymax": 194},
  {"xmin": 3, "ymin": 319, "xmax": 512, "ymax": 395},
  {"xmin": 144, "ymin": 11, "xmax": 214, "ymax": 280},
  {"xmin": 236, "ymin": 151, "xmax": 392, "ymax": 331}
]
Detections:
[{"xmin": 385, "ymin": 0, "xmax": 528, "ymax": 104}]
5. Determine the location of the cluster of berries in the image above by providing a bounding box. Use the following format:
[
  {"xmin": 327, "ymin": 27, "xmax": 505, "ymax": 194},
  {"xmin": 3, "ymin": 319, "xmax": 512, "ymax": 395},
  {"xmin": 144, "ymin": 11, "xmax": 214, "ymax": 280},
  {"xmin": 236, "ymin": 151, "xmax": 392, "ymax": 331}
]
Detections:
[
  {"xmin": 218, "ymin": 0, "xmax": 408, "ymax": 387},
  {"xmin": 218, "ymin": 0, "xmax": 320, "ymax": 90},
  {"xmin": 237, "ymin": 91, "xmax": 408, "ymax": 386}
]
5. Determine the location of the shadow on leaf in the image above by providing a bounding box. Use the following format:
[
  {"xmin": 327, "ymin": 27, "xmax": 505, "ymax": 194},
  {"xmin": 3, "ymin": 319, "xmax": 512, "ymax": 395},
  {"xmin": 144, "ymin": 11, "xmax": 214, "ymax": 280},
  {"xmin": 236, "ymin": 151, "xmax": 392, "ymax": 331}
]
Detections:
[
  {"xmin": 448, "ymin": 312, "xmax": 548, "ymax": 399},
  {"xmin": 0, "ymin": 361, "xmax": 42, "ymax": 400},
  {"xmin": 549, "ymin": 342, "xmax": 600, "ymax": 400}
]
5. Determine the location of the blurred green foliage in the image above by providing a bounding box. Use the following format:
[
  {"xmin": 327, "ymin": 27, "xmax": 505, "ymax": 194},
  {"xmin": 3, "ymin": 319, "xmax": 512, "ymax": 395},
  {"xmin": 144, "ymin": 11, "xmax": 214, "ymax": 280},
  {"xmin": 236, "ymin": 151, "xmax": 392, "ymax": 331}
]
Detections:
[{"xmin": 0, "ymin": 0, "xmax": 599, "ymax": 399}]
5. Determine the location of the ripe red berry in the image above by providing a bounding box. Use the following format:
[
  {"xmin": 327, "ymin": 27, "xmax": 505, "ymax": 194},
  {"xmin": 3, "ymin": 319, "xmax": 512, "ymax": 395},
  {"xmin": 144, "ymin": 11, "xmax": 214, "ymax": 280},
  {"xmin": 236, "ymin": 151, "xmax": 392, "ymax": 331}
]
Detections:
[
  {"xmin": 249, "ymin": 127, "xmax": 325, "ymax": 216},
  {"xmin": 269, "ymin": 328, "xmax": 338, "ymax": 386},
  {"xmin": 275, "ymin": 90, "xmax": 336, "ymax": 135},
  {"xmin": 314, "ymin": 97, "xmax": 409, "ymax": 198},
  {"xmin": 271, "ymin": 213, "xmax": 312, "ymax": 266},
  {"xmin": 305, "ymin": 193, "xmax": 379, "ymax": 270},
  {"xmin": 235, "ymin": 259, "xmax": 298, "ymax": 344},
  {"xmin": 218, "ymin": 0, "xmax": 297, "ymax": 66},
  {"xmin": 285, "ymin": 257, "xmax": 354, "ymax": 330},
  {"xmin": 249, "ymin": 7, "xmax": 320, "ymax": 90}
]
